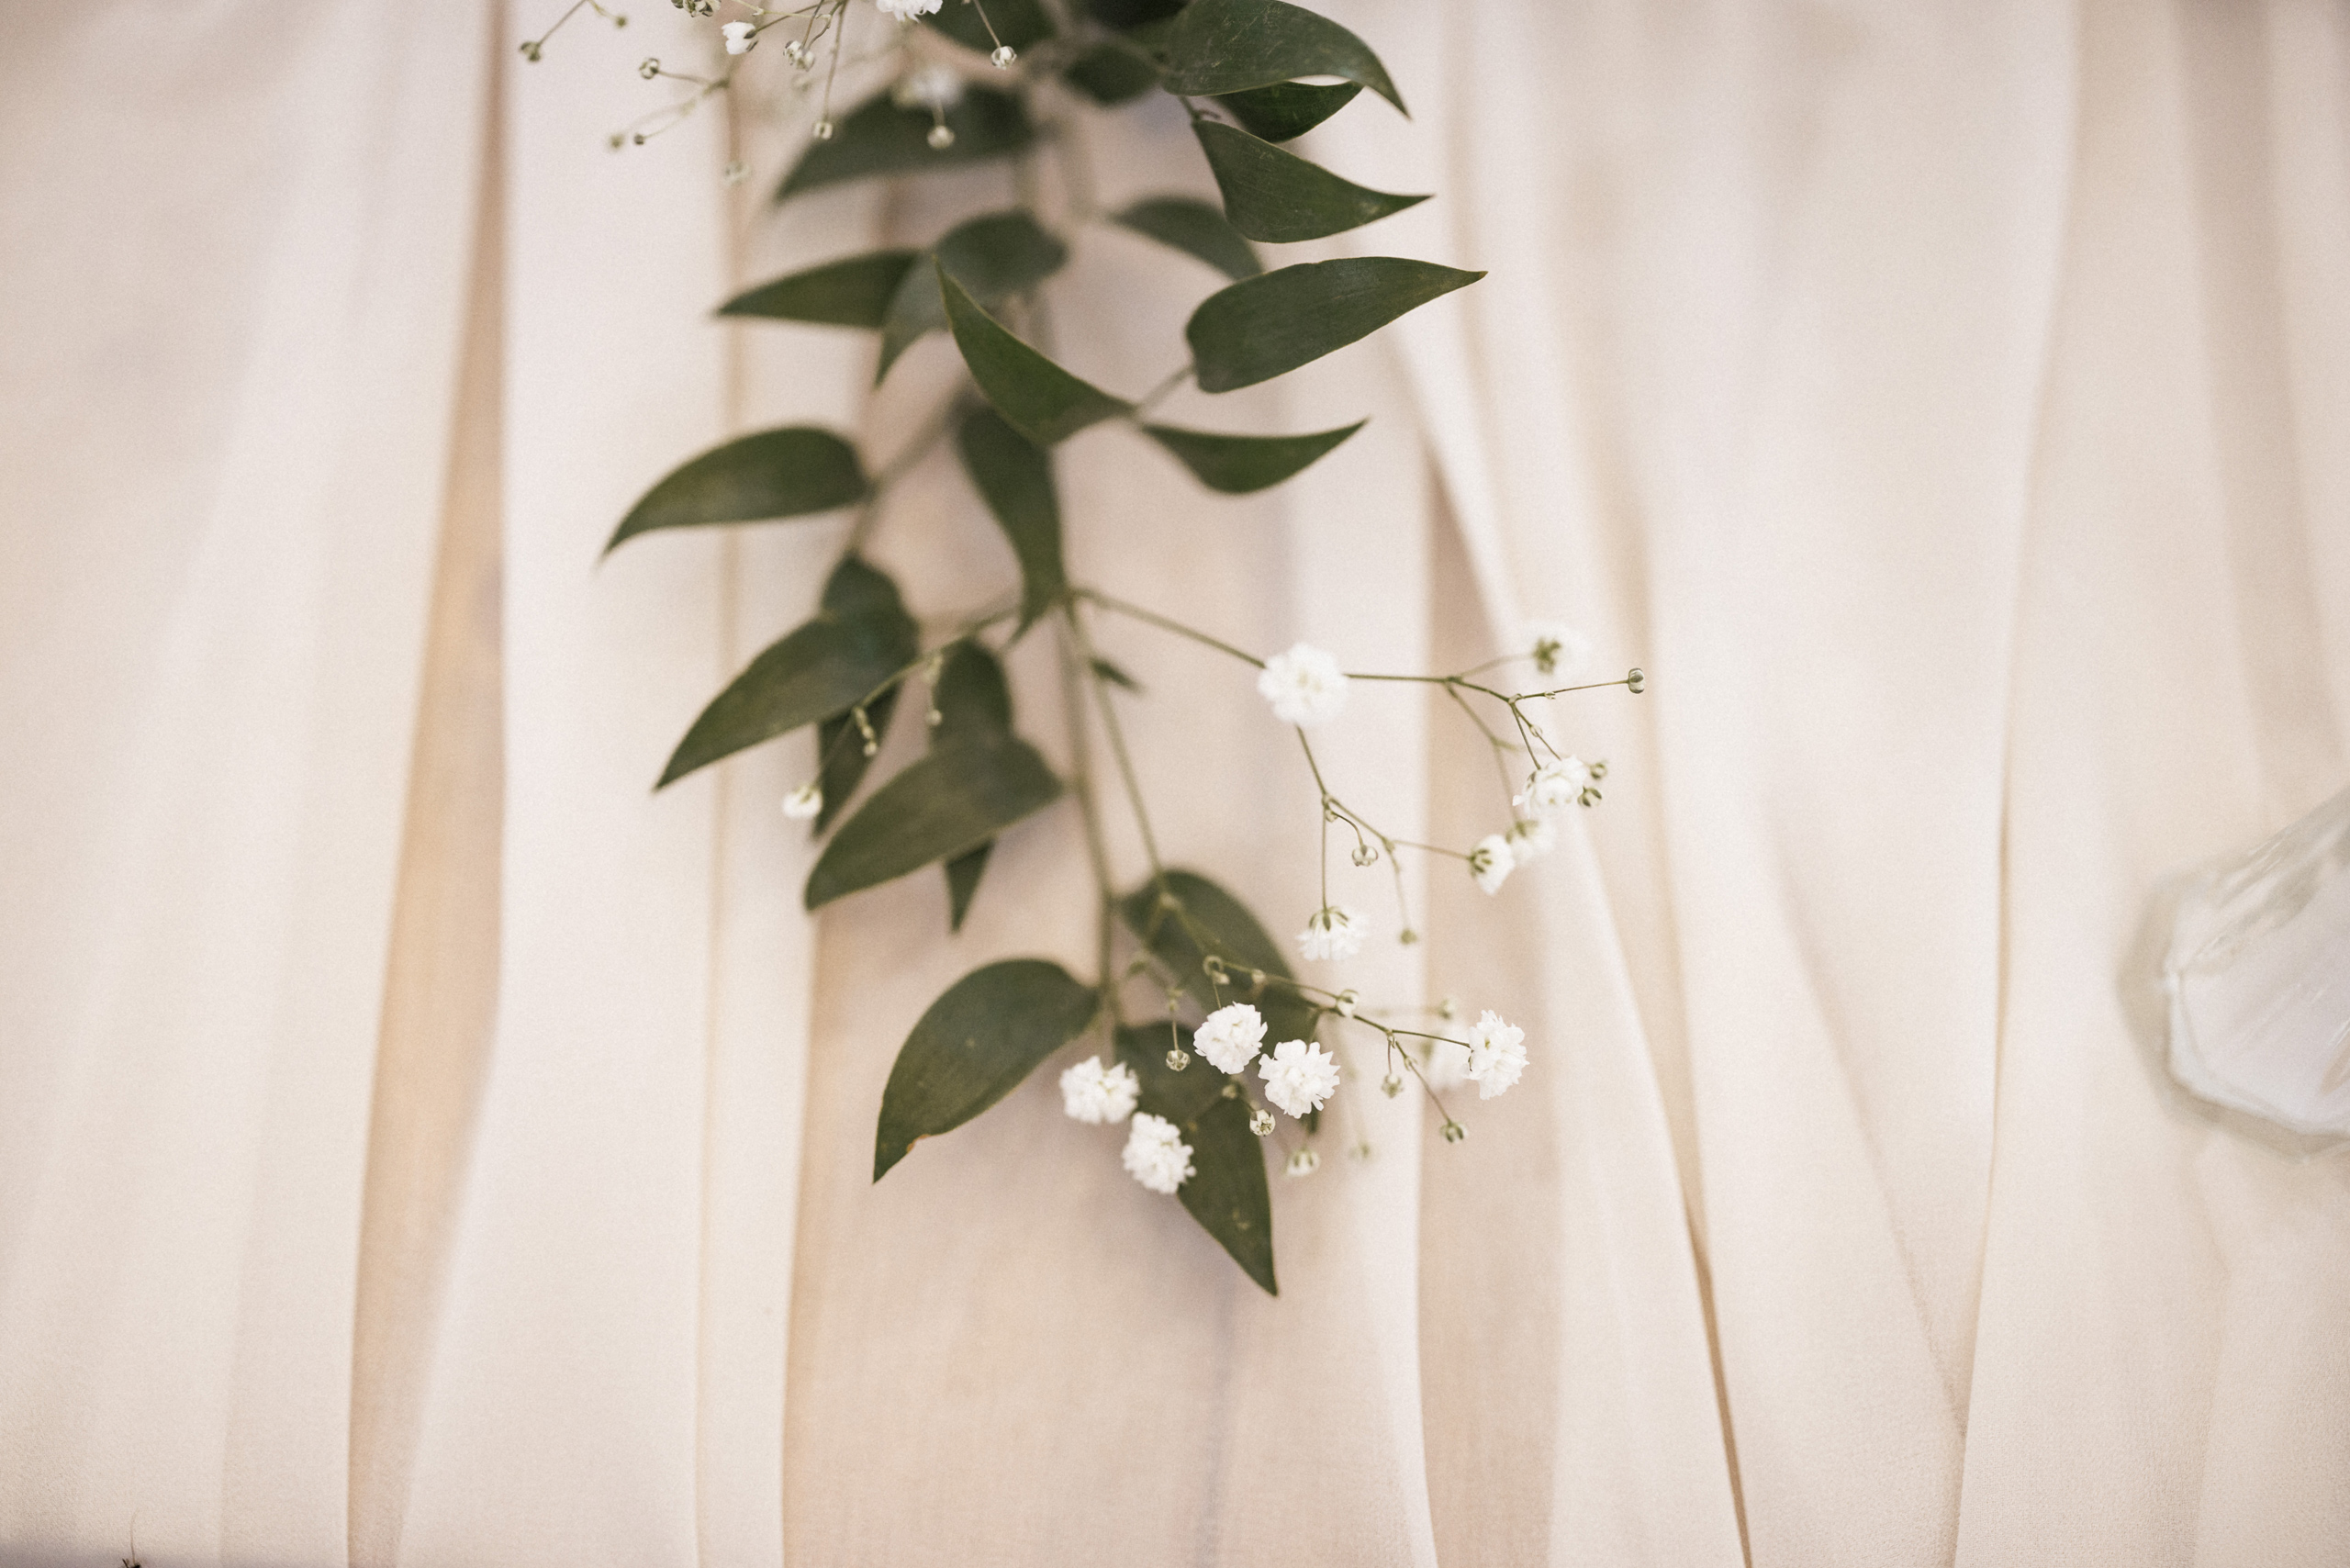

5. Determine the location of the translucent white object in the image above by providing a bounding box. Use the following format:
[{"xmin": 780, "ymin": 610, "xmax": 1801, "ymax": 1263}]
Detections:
[{"xmin": 2161, "ymin": 785, "xmax": 2350, "ymax": 1149}]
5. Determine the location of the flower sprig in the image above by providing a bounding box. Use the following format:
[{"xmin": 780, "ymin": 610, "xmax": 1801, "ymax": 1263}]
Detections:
[{"xmin": 588, "ymin": 0, "xmax": 1646, "ymax": 1294}]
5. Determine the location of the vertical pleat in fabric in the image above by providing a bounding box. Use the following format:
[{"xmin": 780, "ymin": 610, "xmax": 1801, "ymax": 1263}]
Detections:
[
  {"xmin": 1955, "ymin": 1, "xmax": 2350, "ymax": 1563},
  {"xmin": 0, "ymin": 5, "xmax": 488, "ymax": 1562}
]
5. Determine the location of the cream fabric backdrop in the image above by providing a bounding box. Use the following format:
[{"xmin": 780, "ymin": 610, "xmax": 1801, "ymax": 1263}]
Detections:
[{"xmin": 2, "ymin": 2, "xmax": 2345, "ymax": 1565}]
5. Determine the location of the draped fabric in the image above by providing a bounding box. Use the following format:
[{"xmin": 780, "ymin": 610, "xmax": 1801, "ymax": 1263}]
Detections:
[{"xmin": 2, "ymin": 2, "xmax": 2345, "ymax": 1564}]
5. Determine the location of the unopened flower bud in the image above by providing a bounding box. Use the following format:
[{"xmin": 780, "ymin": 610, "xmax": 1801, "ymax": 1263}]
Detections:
[
  {"xmin": 926, "ymin": 123, "xmax": 956, "ymax": 150},
  {"xmin": 1285, "ymin": 1148, "xmax": 1320, "ymax": 1177},
  {"xmin": 1440, "ymin": 1121, "xmax": 1466, "ymax": 1144},
  {"xmin": 1334, "ymin": 990, "xmax": 1358, "ymax": 1019},
  {"xmin": 1381, "ymin": 1074, "xmax": 1404, "ymax": 1097},
  {"xmin": 1249, "ymin": 1107, "xmax": 1275, "ymax": 1136},
  {"xmin": 639, "ymin": 57, "xmax": 661, "ymax": 78},
  {"xmin": 812, "ymin": 119, "xmax": 835, "ymax": 140},
  {"xmin": 1351, "ymin": 843, "xmax": 1378, "ymax": 866},
  {"xmin": 1626, "ymin": 666, "xmax": 1646, "ymax": 694},
  {"xmin": 990, "ymin": 44, "xmax": 1016, "ymax": 66},
  {"xmin": 1438, "ymin": 996, "xmax": 1459, "ymax": 1021},
  {"xmin": 1166, "ymin": 1047, "xmax": 1190, "ymax": 1071}
]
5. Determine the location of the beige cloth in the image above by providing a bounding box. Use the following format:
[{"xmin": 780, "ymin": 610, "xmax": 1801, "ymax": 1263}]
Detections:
[{"xmin": 2, "ymin": 2, "xmax": 2345, "ymax": 1564}]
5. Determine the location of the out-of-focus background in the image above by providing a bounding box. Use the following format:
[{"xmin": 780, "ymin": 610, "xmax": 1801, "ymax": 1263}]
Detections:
[{"xmin": 2, "ymin": 2, "xmax": 2345, "ymax": 1564}]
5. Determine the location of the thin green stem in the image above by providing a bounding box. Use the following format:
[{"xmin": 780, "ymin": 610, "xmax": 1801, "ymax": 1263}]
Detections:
[
  {"xmin": 1056, "ymin": 610, "xmax": 1120, "ymax": 1024},
  {"xmin": 1077, "ymin": 588, "xmax": 1265, "ymax": 668}
]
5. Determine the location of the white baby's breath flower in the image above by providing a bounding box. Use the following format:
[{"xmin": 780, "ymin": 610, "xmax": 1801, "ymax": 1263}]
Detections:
[
  {"xmin": 1527, "ymin": 619, "xmax": 1594, "ymax": 680},
  {"xmin": 1463, "ymin": 1011, "xmax": 1528, "ymax": 1100},
  {"xmin": 874, "ymin": 0, "xmax": 944, "ymax": 15},
  {"xmin": 721, "ymin": 19, "xmax": 756, "ymax": 52},
  {"xmin": 1194, "ymin": 1002, "xmax": 1268, "ymax": 1074},
  {"xmin": 1122, "ymin": 1112, "xmax": 1194, "ymax": 1193},
  {"xmin": 892, "ymin": 62, "xmax": 964, "ymax": 110},
  {"xmin": 1469, "ymin": 833, "xmax": 1516, "ymax": 895},
  {"xmin": 1504, "ymin": 814, "xmax": 1556, "ymax": 862},
  {"xmin": 1258, "ymin": 1038, "xmax": 1341, "ymax": 1118},
  {"xmin": 1422, "ymin": 1036, "xmax": 1472, "ymax": 1089},
  {"xmin": 1257, "ymin": 643, "xmax": 1349, "ymax": 728},
  {"xmin": 1059, "ymin": 1056, "xmax": 1140, "ymax": 1125},
  {"xmin": 781, "ymin": 781, "xmax": 823, "ymax": 820},
  {"xmin": 1519, "ymin": 757, "xmax": 1593, "ymax": 816},
  {"xmin": 1297, "ymin": 904, "xmax": 1365, "ymax": 962}
]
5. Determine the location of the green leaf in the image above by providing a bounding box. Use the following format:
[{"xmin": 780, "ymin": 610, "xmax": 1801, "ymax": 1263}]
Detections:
[
  {"xmin": 1161, "ymin": 0, "xmax": 1406, "ymax": 116},
  {"xmin": 1141, "ymin": 420, "xmax": 1364, "ymax": 494},
  {"xmin": 1119, "ymin": 869, "xmax": 1319, "ymax": 1047},
  {"xmin": 1091, "ymin": 656, "xmax": 1144, "ymax": 693},
  {"xmin": 1212, "ymin": 80, "xmax": 1361, "ymax": 141},
  {"xmin": 717, "ymin": 250, "xmax": 920, "ymax": 329},
  {"xmin": 807, "ymin": 733, "xmax": 1062, "ymax": 909},
  {"xmin": 931, "ymin": 640, "xmax": 1013, "ymax": 745},
  {"xmin": 938, "ymin": 265, "xmax": 1130, "ymax": 444},
  {"xmin": 1187, "ymin": 257, "xmax": 1484, "ymax": 393},
  {"xmin": 878, "ymin": 210, "xmax": 1069, "ymax": 384},
  {"xmin": 957, "ymin": 407, "xmax": 1066, "ymax": 630},
  {"xmin": 660, "ymin": 554, "xmax": 916, "ymax": 789},
  {"xmin": 1192, "ymin": 120, "xmax": 1426, "ymax": 243},
  {"xmin": 1087, "ymin": 0, "xmax": 1182, "ymax": 28},
  {"xmin": 608, "ymin": 428, "xmax": 867, "ymax": 553},
  {"xmin": 1112, "ymin": 196, "xmax": 1261, "ymax": 281},
  {"xmin": 1062, "ymin": 40, "xmax": 1160, "ymax": 104},
  {"xmin": 777, "ymin": 87, "xmax": 1034, "ymax": 203},
  {"xmin": 1116, "ymin": 1025, "xmax": 1275, "ymax": 1294},
  {"xmin": 923, "ymin": 0, "xmax": 1055, "ymax": 53},
  {"xmin": 874, "ymin": 959, "xmax": 1101, "ymax": 1180},
  {"xmin": 930, "ymin": 642, "xmax": 1013, "ymax": 930}
]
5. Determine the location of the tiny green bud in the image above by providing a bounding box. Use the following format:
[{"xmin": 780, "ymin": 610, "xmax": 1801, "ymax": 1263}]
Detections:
[
  {"xmin": 1381, "ymin": 1074, "xmax": 1404, "ymax": 1098},
  {"xmin": 926, "ymin": 123, "xmax": 957, "ymax": 151},
  {"xmin": 1165, "ymin": 1047, "xmax": 1190, "ymax": 1071},
  {"xmin": 1438, "ymin": 996, "xmax": 1459, "ymax": 1021},
  {"xmin": 638, "ymin": 57, "xmax": 660, "ymax": 79},
  {"xmin": 1285, "ymin": 1148, "xmax": 1320, "ymax": 1177},
  {"xmin": 1626, "ymin": 666, "xmax": 1647, "ymax": 694},
  {"xmin": 1440, "ymin": 1121, "xmax": 1466, "ymax": 1144}
]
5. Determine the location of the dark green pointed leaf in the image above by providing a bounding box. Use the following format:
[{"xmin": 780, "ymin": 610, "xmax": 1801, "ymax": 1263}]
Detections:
[
  {"xmin": 807, "ymin": 734, "xmax": 1062, "ymax": 909},
  {"xmin": 1188, "ymin": 257, "xmax": 1483, "ymax": 393},
  {"xmin": 1212, "ymin": 80, "xmax": 1361, "ymax": 141},
  {"xmin": 874, "ymin": 959, "xmax": 1101, "ymax": 1179},
  {"xmin": 939, "ymin": 265, "xmax": 1130, "ymax": 444},
  {"xmin": 1088, "ymin": 0, "xmax": 1182, "ymax": 28},
  {"xmin": 777, "ymin": 87, "xmax": 1034, "ymax": 203},
  {"xmin": 1091, "ymin": 656, "xmax": 1144, "ymax": 693},
  {"xmin": 1140, "ymin": 419, "xmax": 1364, "ymax": 495},
  {"xmin": 957, "ymin": 408, "xmax": 1065, "ymax": 629},
  {"xmin": 1119, "ymin": 869, "xmax": 1319, "ymax": 1047},
  {"xmin": 878, "ymin": 210, "xmax": 1069, "ymax": 383},
  {"xmin": 1192, "ymin": 120, "xmax": 1426, "ymax": 242},
  {"xmin": 1161, "ymin": 0, "xmax": 1405, "ymax": 116},
  {"xmin": 718, "ymin": 250, "xmax": 921, "ymax": 329},
  {"xmin": 930, "ymin": 642, "xmax": 1013, "ymax": 929},
  {"xmin": 608, "ymin": 428, "xmax": 867, "ymax": 552},
  {"xmin": 931, "ymin": 640, "xmax": 1013, "ymax": 745},
  {"xmin": 659, "ymin": 555, "xmax": 916, "ymax": 789},
  {"xmin": 1063, "ymin": 39, "xmax": 1160, "ymax": 104},
  {"xmin": 923, "ymin": 0, "xmax": 1054, "ymax": 53},
  {"xmin": 1117, "ymin": 1025, "xmax": 1274, "ymax": 1293},
  {"xmin": 1112, "ymin": 197, "xmax": 1261, "ymax": 281}
]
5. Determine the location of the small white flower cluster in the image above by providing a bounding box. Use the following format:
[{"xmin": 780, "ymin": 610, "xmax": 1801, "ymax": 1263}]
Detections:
[
  {"xmin": 1058, "ymin": 1056, "xmax": 1139, "ymax": 1124},
  {"xmin": 1468, "ymin": 833, "xmax": 1515, "ymax": 896},
  {"xmin": 874, "ymin": 0, "xmax": 943, "ymax": 16},
  {"xmin": 721, "ymin": 19, "xmax": 756, "ymax": 52},
  {"xmin": 1258, "ymin": 1037, "xmax": 1340, "ymax": 1118},
  {"xmin": 781, "ymin": 781, "xmax": 823, "ymax": 820},
  {"xmin": 893, "ymin": 62, "xmax": 964, "ymax": 111},
  {"xmin": 1423, "ymin": 1011, "xmax": 1527, "ymax": 1100},
  {"xmin": 1122, "ymin": 1113, "xmax": 1194, "ymax": 1193},
  {"xmin": 1526, "ymin": 618, "xmax": 1593, "ymax": 681},
  {"xmin": 1194, "ymin": 1002, "xmax": 1267, "ymax": 1073},
  {"xmin": 1258, "ymin": 643, "xmax": 1349, "ymax": 728},
  {"xmin": 1297, "ymin": 903, "xmax": 1364, "ymax": 962},
  {"xmin": 1519, "ymin": 756, "xmax": 1594, "ymax": 815}
]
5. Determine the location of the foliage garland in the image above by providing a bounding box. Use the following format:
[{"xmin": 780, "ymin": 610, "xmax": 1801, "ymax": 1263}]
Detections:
[{"xmin": 543, "ymin": 0, "xmax": 1643, "ymax": 1294}]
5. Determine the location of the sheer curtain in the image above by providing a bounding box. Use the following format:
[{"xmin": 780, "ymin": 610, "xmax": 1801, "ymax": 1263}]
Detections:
[{"xmin": 2, "ymin": 2, "xmax": 2344, "ymax": 1564}]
